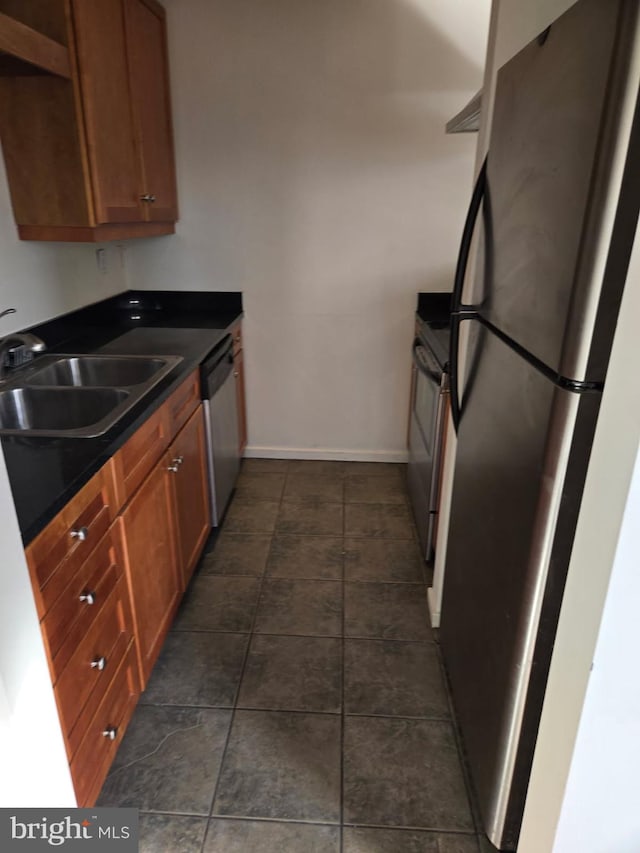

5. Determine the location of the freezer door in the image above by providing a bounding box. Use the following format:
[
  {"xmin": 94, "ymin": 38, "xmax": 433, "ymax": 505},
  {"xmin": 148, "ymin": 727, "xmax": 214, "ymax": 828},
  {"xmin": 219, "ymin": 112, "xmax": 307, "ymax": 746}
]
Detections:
[
  {"xmin": 474, "ymin": 0, "xmax": 633, "ymax": 379},
  {"xmin": 440, "ymin": 319, "xmax": 600, "ymax": 850}
]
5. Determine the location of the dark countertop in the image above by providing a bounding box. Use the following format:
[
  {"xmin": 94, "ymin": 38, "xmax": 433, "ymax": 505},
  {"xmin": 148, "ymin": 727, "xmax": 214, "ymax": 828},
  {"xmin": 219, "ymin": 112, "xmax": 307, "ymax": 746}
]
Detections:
[
  {"xmin": 3, "ymin": 290, "xmax": 242, "ymax": 545},
  {"xmin": 416, "ymin": 292, "xmax": 452, "ymax": 370}
]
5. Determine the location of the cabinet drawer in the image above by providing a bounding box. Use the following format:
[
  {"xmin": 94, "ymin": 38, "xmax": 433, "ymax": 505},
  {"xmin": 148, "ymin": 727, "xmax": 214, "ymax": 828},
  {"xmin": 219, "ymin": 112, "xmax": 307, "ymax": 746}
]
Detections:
[
  {"xmin": 164, "ymin": 369, "xmax": 200, "ymax": 436},
  {"xmin": 111, "ymin": 405, "xmax": 169, "ymax": 507},
  {"xmin": 26, "ymin": 464, "xmax": 118, "ymax": 618},
  {"xmin": 70, "ymin": 643, "xmax": 139, "ymax": 807},
  {"xmin": 55, "ymin": 578, "xmax": 132, "ymax": 742},
  {"xmin": 42, "ymin": 529, "xmax": 121, "ymax": 682}
]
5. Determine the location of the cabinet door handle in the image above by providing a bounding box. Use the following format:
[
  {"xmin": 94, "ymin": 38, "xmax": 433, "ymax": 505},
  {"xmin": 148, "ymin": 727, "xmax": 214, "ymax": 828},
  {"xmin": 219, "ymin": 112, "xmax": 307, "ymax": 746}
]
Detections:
[
  {"xmin": 167, "ymin": 464, "xmax": 179, "ymax": 473},
  {"xmin": 79, "ymin": 591, "xmax": 96, "ymax": 605},
  {"xmin": 102, "ymin": 726, "xmax": 117, "ymax": 741},
  {"xmin": 172, "ymin": 455, "xmax": 184, "ymax": 466},
  {"xmin": 70, "ymin": 526, "xmax": 89, "ymax": 542},
  {"xmin": 90, "ymin": 656, "xmax": 107, "ymax": 671},
  {"xmin": 235, "ymin": 332, "xmax": 241, "ymax": 342},
  {"xmin": 140, "ymin": 194, "xmax": 156, "ymax": 203},
  {"xmin": 233, "ymin": 371, "xmax": 239, "ymax": 378}
]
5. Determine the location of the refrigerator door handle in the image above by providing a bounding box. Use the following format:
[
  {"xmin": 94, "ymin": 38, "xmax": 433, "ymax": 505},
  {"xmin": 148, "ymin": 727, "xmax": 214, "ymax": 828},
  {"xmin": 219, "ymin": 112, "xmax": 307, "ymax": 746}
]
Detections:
[
  {"xmin": 451, "ymin": 156, "xmax": 488, "ymax": 314},
  {"xmin": 412, "ymin": 338, "xmax": 443, "ymax": 383}
]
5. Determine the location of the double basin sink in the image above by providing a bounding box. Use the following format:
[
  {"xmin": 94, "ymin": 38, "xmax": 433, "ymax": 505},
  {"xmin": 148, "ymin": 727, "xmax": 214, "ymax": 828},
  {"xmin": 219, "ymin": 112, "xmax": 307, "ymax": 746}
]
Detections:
[{"xmin": 0, "ymin": 354, "xmax": 183, "ymax": 437}]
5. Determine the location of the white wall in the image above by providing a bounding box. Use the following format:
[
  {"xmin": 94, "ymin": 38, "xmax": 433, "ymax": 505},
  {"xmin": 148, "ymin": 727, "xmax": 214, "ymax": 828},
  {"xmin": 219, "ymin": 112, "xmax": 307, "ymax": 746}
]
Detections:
[
  {"xmin": 0, "ymin": 120, "xmax": 128, "ymax": 807},
  {"xmin": 0, "ymin": 448, "xmax": 75, "ymax": 806},
  {"xmin": 125, "ymin": 0, "xmax": 490, "ymax": 460},
  {"xmin": 0, "ymin": 159, "xmax": 127, "ymax": 336}
]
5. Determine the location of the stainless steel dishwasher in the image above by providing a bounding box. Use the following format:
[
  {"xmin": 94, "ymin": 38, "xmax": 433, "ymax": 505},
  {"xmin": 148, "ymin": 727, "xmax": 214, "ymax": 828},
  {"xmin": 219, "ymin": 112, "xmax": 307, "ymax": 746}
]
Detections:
[{"xmin": 201, "ymin": 335, "xmax": 241, "ymax": 525}]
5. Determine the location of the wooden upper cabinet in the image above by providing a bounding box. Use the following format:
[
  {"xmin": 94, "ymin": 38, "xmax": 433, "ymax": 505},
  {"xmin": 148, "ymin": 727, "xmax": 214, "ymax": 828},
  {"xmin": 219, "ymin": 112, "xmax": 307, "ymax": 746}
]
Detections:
[
  {"xmin": 124, "ymin": 0, "xmax": 177, "ymax": 223},
  {"xmin": 71, "ymin": 0, "xmax": 143, "ymax": 225},
  {"xmin": 0, "ymin": 0, "xmax": 177, "ymax": 241}
]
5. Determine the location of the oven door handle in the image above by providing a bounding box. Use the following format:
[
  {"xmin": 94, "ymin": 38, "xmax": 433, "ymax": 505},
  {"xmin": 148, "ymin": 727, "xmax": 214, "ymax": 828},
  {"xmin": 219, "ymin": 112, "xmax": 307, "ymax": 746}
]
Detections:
[{"xmin": 412, "ymin": 339, "xmax": 442, "ymax": 384}]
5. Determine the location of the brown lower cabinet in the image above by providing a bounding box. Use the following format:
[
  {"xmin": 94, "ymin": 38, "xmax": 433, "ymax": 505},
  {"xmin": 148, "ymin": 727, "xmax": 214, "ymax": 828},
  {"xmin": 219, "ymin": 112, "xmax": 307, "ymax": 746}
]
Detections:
[
  {"xmin": 24, "ymin": 370, "xmax": 211, "ymax": 805},
  {"xmin": 167, "ymin": 406, "xmax": 211, "ymax": 591},
  {"xmin": 116, "ymin": 458, "xmax": 181, "ymax": 688}
]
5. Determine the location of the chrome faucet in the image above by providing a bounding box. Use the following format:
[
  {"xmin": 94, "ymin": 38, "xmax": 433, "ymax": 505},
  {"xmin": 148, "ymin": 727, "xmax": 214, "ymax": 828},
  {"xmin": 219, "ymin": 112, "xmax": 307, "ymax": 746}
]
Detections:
[{"xmin": 0, "ymin": 332, "xmax": 46, "ymax": 380}]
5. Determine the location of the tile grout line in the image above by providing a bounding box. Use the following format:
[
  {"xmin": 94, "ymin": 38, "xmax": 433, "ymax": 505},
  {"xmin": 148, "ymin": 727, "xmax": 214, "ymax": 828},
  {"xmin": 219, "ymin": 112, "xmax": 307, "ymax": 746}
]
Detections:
[
  {"xmin": 342, "ymin": 820, "xmax": 480, "ymax": 835},
  {"xmin": 180, "ymin": 574, "xmax": 428, "ymax": 586},
  {"xmin": 434, "ymin": 640, "xmax": 483, "ymax": 838},
  {"xmin": 220, "ymin": 531, "xmax": 414, "ymax": 540},
  {"xmin": 170, "ymin": 627, "xmax": 437, "ymax": 643},
  {"xmin": 142, "ymin": 807, "xmax": 480, "ymax": 836},
  {"xmin": 199, "ymin": 528, "xmax": 275, "ymax": 853},
  {"xmin": 202, "ymin": 574, "xmax": 433, "ymax": 586},
  {"xmin": 137, "ymin": 702, "xmax": 453, "ymax": 724},
  {"xmin": 142, "ymin": 809, "xmax": 479, "ymax": 837}
]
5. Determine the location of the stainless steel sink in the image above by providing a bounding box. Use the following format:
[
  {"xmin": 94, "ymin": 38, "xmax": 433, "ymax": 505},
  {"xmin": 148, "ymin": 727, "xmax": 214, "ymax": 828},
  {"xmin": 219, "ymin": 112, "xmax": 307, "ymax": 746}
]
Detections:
[
  {"xmin": 0, "ymin": 353, "xmax": 183, "ymax": 437},
  {"xmin": 25, "ymin": 355, "xmax": 179, "ymax": 388},
  {"xmin": 0, "ymin": 387, "xmax": 131, "ymax": 437}
]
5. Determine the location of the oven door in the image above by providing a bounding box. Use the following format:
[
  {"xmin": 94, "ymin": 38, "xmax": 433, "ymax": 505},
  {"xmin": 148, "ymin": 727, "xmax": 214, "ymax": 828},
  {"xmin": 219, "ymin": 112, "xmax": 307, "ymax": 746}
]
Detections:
[{"xmin": 408, "ymin": 339, "xmax": 446, "ymax": 559}]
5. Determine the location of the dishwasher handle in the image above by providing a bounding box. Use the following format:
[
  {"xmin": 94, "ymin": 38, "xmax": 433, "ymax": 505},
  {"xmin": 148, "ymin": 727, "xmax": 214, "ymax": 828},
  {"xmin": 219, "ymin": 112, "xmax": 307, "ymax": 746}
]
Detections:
[{"xmin": 201, "ymin": 335, "xmax": 234, "ymax": 399}]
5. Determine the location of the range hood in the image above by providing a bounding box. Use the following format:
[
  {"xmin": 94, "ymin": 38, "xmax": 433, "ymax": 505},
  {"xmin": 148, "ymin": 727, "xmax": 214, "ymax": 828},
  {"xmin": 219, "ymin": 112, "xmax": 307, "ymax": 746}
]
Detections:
[{"xmin": 446, "ymin": 90, "xmax": 482, "ymax": 134}]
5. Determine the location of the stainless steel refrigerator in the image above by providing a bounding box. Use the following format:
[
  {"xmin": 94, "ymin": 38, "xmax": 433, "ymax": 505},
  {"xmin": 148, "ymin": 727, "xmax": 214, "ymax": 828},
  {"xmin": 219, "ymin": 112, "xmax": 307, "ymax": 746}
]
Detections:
[{"xmin": 439, "ymin": 0, "xmax": 640, "ymax": 849}]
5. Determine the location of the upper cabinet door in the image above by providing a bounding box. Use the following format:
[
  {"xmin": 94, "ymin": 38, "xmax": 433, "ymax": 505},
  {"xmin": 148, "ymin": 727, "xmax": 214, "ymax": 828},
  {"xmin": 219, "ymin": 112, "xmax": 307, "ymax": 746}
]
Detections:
[
  {"xmin": 71, "ymin": 0, "xmax": 144, "ymax": 224},
  {"xmin": 125, "ymin": 0, "xmax": 178, "ymax": 223}
]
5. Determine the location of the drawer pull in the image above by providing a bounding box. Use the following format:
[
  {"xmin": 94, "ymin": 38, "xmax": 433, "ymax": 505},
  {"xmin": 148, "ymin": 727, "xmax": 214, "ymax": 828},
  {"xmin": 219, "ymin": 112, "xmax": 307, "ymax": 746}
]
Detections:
[
  {"xmin": 140, "ymin": 194, "xmax": 156, "ymax": 203},
  {"xmin": 79, "ymin": 591, "xmax": 96, "ymax": 606},
  {"xmin": 173, "ymin": 455, "xmax": 184, "ymax": 466},
  {"xmin": 90, "ymin": 656, "xmax": 107, "ymax": 671},
  {"xmin": 70, "ymin": 526, "xmax": 89, "ymax": 542},
  {"xmin": 167, "ymin": 463, "xmax": 179, "ymax": 473},
  {"xmin": 102, "ymin": 726, "xmax": 118, "ymax": 741}
]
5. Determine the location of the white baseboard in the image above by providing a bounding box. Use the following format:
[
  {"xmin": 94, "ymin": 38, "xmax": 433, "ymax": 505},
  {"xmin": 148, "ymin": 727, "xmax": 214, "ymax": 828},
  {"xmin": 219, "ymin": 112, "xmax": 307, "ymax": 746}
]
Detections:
[
  {"xmin": 427, "ymin": 586, "xmax": 441, "ymax": 628},
  {"xmin": 244, "ymin": 445, "xmax": 409, "ymax": 463}
]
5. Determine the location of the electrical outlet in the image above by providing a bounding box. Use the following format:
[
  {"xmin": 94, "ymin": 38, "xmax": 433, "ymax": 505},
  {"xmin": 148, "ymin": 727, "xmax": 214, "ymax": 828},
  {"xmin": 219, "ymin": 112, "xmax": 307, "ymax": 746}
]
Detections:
[{"xmin": 96, "ymin": 247, "xmax": 108, "ymax": 275}]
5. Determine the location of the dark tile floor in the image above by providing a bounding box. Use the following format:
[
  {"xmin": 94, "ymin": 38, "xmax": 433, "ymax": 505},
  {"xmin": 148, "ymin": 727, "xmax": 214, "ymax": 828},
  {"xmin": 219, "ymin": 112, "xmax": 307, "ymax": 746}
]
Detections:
[{"xmin": 98, "ymin": 460, "xmax": 484, "ymax": 853}]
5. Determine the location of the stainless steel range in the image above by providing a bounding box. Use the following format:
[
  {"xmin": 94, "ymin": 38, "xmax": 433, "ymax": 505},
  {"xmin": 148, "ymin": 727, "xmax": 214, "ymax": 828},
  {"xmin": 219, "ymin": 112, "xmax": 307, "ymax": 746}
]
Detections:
[{"xmin": 407, "ymin": 295, "xmax": 451, "ymax": 562}]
